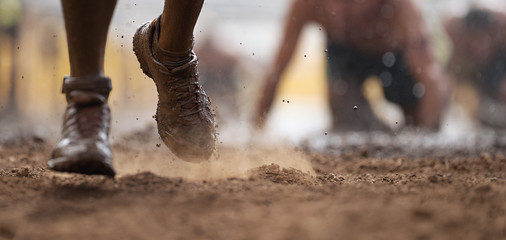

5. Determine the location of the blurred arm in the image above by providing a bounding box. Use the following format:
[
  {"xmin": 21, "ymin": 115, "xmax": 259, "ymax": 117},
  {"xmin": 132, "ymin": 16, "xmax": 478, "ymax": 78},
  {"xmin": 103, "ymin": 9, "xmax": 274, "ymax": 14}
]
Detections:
[
  {"xmin": 253, "ymin": 0, "xmax": 311, "ymax": 128},
  {"xmin": 400, "ymin": 1, "xmax": 451, "ymax": 129}
]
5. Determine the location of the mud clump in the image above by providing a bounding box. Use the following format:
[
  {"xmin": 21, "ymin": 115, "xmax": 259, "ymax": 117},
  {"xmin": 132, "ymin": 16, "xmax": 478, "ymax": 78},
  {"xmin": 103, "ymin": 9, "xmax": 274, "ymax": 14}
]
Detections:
[
  {"xmin": 118, "ymin": 172, "xmax": 185, "ymax": 193},
  {"xmin": 248, "ymin": 164, "xmax": 317, "ymax": 186}
]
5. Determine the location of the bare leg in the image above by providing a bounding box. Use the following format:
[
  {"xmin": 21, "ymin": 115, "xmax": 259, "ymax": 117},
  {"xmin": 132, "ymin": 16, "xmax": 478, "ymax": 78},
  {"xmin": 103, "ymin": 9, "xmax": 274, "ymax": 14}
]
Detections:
[
  {"xmin": 159, "ymin": 0, "xmax": 204, "ymax": 52},
  {"xmin": 61, "ymin": 0, "xmax": 117, "ymax": 77},
  {"xmin": 49, "ymin": 0, "xmax": 117, "ymax": 177}
]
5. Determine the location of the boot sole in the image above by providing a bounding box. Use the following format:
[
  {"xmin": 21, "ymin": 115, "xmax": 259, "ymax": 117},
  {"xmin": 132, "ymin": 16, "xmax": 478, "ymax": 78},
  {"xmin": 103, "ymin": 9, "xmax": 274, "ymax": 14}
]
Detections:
[{"xmin": 48, "ymin": 157, "xmax": 116, "ymax": 177}]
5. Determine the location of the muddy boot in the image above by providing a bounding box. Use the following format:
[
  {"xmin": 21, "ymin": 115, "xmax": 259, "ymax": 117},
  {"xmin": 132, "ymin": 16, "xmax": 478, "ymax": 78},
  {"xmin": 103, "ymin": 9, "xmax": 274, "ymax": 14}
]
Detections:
[
  {"xmin": 133, "ymin": 17, "xmax": 216, "ymax": 162},
  {"xmin": 48, "ymin": 76, "xmax": 115, "ymax": 177}
]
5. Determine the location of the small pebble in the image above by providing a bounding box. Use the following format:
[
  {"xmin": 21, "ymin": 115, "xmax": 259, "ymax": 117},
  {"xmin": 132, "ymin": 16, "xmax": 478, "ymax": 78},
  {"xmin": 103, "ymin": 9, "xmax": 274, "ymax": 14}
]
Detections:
[{"xmin": 353, "ymin": 106, "xmax": 358, "ymax": 110}]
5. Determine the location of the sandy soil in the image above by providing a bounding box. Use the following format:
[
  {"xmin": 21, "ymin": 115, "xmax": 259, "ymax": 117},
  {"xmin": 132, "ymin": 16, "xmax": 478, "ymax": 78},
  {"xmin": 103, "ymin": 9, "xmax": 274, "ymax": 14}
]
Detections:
[{"xmin": 1, "ymin": 127, "xmax": 505, "ymax": 240}]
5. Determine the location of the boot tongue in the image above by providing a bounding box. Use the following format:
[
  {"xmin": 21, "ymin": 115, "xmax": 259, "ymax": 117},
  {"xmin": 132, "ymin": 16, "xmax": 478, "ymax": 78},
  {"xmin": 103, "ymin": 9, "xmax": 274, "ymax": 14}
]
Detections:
[{"xmin": 67, "ymin": 91, "xmax": 106, "ymax": 106}]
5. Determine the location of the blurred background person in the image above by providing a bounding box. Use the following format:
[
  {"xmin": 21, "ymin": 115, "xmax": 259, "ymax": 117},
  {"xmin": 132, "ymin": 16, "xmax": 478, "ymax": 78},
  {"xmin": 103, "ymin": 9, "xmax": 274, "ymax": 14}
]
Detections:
[
  {"xmin": 254, "ymin": 0, "xmax": 451, "ymax": 132},
  {"xmin": 445, "ymin": 8, "xmax": 506, "ymax": 128},
  {"xmin": 0, "ymin": 0, "xmax": 22, "ymax": 116},
  {"xmin": 197, "ymin": 36, "xmax": 241, "ymax": 127}
]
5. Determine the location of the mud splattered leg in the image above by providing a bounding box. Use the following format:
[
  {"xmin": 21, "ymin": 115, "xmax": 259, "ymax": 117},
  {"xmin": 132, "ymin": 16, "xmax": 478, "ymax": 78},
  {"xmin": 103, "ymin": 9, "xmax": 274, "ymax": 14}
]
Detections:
[{"xmin": 48, "ymin": 0, "xmax": 118, "ymax": 177}]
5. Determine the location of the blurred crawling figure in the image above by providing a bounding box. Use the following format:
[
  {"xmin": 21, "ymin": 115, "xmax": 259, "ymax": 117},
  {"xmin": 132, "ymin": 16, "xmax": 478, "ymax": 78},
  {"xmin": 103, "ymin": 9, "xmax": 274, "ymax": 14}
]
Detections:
[
  {"xmin": 445, "ymin": 9, "xmax": 506, "ymax": 128},
  {"xmin": 48, "ymin": 0, "xmax": 216, "ymax": 177},
  {"xmin": 0, "ymin": 0, "xmax": 22, "ymax": 115},
  {"xmin": 255, "ymin": 0, "xmax": 450, "ymax": 131}
]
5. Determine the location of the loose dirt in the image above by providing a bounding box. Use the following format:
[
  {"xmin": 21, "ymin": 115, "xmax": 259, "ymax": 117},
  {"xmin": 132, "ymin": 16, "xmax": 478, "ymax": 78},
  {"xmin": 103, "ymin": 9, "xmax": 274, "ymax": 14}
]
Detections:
[{"xmin": 1, "ymin": 127, "xmax": 505, "ymax": 240}]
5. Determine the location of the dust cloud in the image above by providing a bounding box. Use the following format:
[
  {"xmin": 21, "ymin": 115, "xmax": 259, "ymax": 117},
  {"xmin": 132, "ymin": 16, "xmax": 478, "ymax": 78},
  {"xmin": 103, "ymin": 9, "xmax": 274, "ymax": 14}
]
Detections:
[
  {"xmin": 111, "ymin": 125, "xmax": 315, "ymax": 181},
  {"xmin": 115, "ymin": 146, "xmax": 315, "ymax": 181}
]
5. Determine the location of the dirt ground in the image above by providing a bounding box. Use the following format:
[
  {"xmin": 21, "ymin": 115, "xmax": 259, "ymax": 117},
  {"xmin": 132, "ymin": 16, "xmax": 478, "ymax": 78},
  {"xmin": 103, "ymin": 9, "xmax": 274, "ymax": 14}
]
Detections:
[{"xmin": 1, "ymin": 125, "xmax": 505, "ymax": 240}]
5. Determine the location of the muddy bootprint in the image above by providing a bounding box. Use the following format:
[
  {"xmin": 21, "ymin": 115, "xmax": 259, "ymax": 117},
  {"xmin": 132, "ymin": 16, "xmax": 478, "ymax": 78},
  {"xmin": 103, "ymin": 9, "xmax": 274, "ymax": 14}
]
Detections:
[
  {"xmin": 133, "ymin": 18, "xmax": 216, "ymax": 162},
  {"xmin": 48, "ymin": 76, "xmax": 115, "ymax": 177}
]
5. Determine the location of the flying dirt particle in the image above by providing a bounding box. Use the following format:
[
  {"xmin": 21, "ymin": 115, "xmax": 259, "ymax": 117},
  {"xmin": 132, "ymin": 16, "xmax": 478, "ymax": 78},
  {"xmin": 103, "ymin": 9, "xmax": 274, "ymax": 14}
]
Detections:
[
  {"xmin": 152, "ymin": 115, "xmax": 155, "ymax": 119},
  {"xmin": 395, "ymin": 121, "xmax": 398, "ymax": 124},
  {"xmin": 304, "ymin": 55, "xmax": 307, "ymax": 57},
  {"xmin": 287, "ymin": 101, "xmax": 290, "ymax": 103},
  {"xmin": 282, "ymin": 100, "xmax": 285, "ymax": 102},
  {"xmin": 353, "ymin": 105, "xmax": 358, "ymax": 110},
  {"xmin": 136, "ymin": 118, "xmax": 139, "ymax": 120},
  {"xmin": 156, "ymin": 144, "xmax": 161, "ymax": 148},
  {"xmin": 121, "ymin": 35, "xmax": 124, "ymax": 38},
  {"xmin": 240, "ymin": 42, "xmax": 242, "ymax": 45},
  {"xmin": 325, "ymin": 132, "xmax": 328, "ymax": 135},
  {"xmin": 21, "ymin": 76, "xmax": 24, "ymax": 79},
  {"xmin": 252, "ymin": 52, "xmax": 255, "ymax": 56},
  {"xmin": 324, "ymin": 49, "xmax": 328, "ymax": 53},
  {"xmin": 121, "ymin": 45, "xmax": 123, "ymax": 47}
]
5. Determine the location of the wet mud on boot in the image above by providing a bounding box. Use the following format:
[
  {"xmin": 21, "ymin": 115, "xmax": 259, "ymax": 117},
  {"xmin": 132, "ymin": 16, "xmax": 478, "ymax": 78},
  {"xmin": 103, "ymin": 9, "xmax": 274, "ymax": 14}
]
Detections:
[
  {"xmin": 133, "ymin": 17, "xmax": 216, "ymax": 162},
  {"xmin": 48, "ymin": 76, "xmax": 115, "ymax": 177}
]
